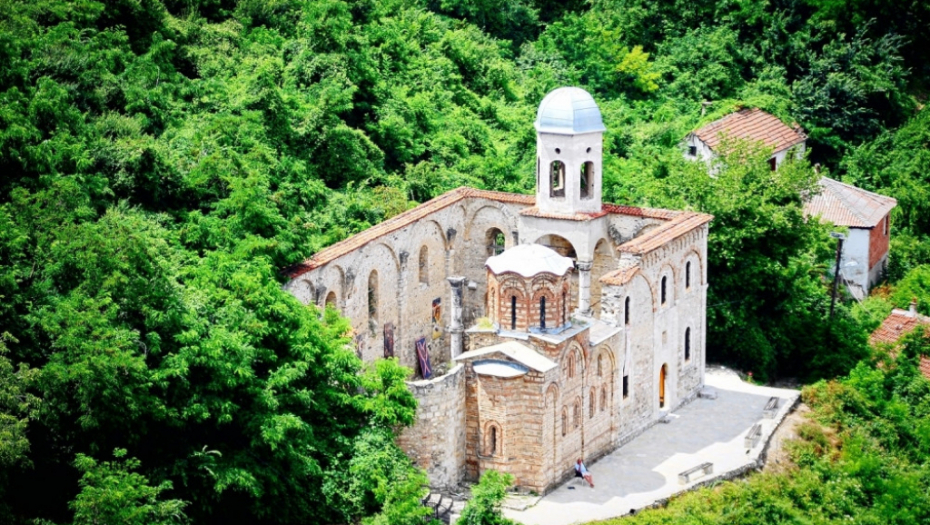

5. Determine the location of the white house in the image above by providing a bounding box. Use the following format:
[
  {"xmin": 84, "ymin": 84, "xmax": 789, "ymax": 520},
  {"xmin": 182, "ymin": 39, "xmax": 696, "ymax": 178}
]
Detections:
[
  {"xmin": 804, "ymin": 177, "xmax": 897, "ymax": 297},
  {"xmin": 683, "ymin": 108, "xmax": 806, "ymax": 170}
]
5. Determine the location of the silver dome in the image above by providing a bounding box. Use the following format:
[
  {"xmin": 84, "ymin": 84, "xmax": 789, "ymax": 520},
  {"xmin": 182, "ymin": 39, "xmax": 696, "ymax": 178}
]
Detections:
[{"xmin": 534, "ymin": 87, "xmax": 606, "ymax": 135}]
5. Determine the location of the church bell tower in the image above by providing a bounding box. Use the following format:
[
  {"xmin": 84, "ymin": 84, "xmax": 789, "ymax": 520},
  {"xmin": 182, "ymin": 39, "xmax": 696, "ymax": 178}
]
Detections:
[{"xmin": 534, "ymin": 87, "xmax": 605, "ymax": 216}]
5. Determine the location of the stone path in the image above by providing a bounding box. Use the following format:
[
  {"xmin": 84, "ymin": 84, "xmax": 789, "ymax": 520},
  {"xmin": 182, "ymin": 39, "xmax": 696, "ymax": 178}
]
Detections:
[{"xmin": 502, "ymin": 367, "xmax": 800, "ymax": 525}]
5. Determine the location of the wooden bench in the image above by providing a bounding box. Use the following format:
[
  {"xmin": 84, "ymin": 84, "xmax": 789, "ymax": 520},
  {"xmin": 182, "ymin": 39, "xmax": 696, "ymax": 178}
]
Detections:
[
  {"xmin": 763, "ymin": 396, "xmax": 780, "ymax": 419},
  {"xmin": 678, "ymin": 462, "xmax": 713, "ymax": 485},
  {"xmin": 744, "ymin": 423, "xmax": 762, "ymax": 449}
]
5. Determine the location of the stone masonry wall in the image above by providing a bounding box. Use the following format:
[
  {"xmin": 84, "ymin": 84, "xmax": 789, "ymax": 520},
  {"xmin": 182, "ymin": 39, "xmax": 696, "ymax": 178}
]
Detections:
[{"xmin": 397, "ymin": 364, "xmax": 466, "ymax": 490}]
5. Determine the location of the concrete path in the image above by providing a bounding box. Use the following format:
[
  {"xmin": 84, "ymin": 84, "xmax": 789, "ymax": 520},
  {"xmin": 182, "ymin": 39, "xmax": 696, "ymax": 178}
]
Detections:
[{"xmin": 503, "ymin": 367, "xmax": 800, "ymax": 525}]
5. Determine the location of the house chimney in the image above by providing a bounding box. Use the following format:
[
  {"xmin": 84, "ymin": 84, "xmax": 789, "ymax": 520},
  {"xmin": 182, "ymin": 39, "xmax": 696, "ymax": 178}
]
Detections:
[{"xmin": 909, "ymin": 297, "xmax": 918, "ymax": 317}]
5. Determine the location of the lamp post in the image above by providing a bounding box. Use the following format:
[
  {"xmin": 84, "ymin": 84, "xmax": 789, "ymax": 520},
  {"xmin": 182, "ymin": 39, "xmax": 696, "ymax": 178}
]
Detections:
[{"xmin": 829, "ymin": 232, "xmax": 845, "ymax": 318}]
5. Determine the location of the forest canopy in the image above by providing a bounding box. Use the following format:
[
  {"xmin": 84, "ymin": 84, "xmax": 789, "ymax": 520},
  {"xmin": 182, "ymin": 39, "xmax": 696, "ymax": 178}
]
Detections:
[{"xmin": 0, "ymin": 0, "xmax": 928, "ymax": 523}]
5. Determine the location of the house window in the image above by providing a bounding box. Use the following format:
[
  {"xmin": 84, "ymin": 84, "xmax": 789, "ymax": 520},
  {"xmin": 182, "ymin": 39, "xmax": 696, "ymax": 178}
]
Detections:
[
  {"xmin": 510, "ymin": 296, "xmax": 517, "ymax": 331},
  {"xmin": 540, "ymin": 296, "xmax": 546, "ymax": 329},
  {"xmin": 550, "ymin": 161, "xmax": 565, "ymax": 197},
  {"xmin": 688, "ymin": 145, "xmax": 697, "ymax": 157},
  {"xmin": 624, "ymin": 296, "xmax": 631, "ymax": 325},
  {"xmin": 589, "ymin": 389, "xmax": 596, "ymax": 419},
  {"xmin": 418, "ymin": 245, "xmax": 429, "ymax": 284},
  {"xmin": 580, "ymin": 162, "xmax": 594, "ymax": 199},
  {"xmin": 622, "ymin": 374, "xmax": 629, "ymax": 399},
  {"xmin": 661, "ymin": 276, "xmax": 667, "ymax": 306},
  {"xmin": 686, "ymin": 261, "xmax": 691, "ymax": 290},
  {"xmin": 769, "ymin": 157, "xmax": 777, "ymax": 171},
  {"xmin": 884, "ymin": 217, "xmax": 889, "ymax": 236},
  {"xmin": 685, "ymin": 327, "xmax": 691, "ymax": 362}
]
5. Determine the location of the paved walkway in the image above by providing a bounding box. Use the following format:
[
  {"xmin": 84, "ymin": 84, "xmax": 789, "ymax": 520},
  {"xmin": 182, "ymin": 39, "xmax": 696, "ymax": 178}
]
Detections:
[{"xmin": 503, "ymin": 368, "xmax": 800, "ymax": 525}]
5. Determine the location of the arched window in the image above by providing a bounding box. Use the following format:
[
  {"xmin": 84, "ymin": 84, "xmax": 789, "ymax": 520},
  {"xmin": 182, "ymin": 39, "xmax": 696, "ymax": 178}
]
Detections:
[
  {"xmin": 580, "ymin": 161, "xmax": 594, "ymax": 199},
  {"xmin": 685, "ymin": 261, "xmax": 692, "ymax": 290},
  {"xmin": 624, "ymin": 296, "xmax": 631, "ymax": 325},
  {"xmin": 550, "ymin": 161, "xmax": 565, "ymax": 197},
  {"xmin": 418, "ymin": 245, "xmax": 429, "ymax": 284},
  {"xmin": 325, "ymin": 291, "xmax": 337, "ymax": 310},
  {"xmin": 597, "ymin": 354, "xmax": 603, "ymax": 377},
  {"xmin": 589, "ymin": 389, "xmax": 596, "ymax": 419},
  {"xmin": 487, "ymin": 228, "xmax": 505, "ymax": 257},
  {"xmin": 490, "ymin": 426, "xmax": 497, "ymax": 455},
  {"xmin": 561, "ymin": 408, "xmax": 568, "ymax": 436},
  {"xmin": 368, "ymin": 271, "xmax": 379, "ymax": 325},
  {"xmin": 573, "ymin": 400, "xmax": 581, "ymax": 428},
  {"xmin": 567, "ymin": 353, "xmax": 575, "ymax": 379},
  {"xmin": 510, "ymin": 295, "xmax": 517, "ymax": 330},
  {"xmin": 600, "ymin": 386, "xmax": 607, "ymax": 412},
  {"xmin": 562, "ymin": 290, "xmax": 568, "ymax": 325},
  {"xmin": 661, "ymin": 276, "xmax": 668, "ymax": 305},
  {"xmin": 685, "ymin": 327, "xmax": 691, "ymax": 361},
  {"xmin": 540, "ymin": 296, "xmax": 546, "ymax": 329}
]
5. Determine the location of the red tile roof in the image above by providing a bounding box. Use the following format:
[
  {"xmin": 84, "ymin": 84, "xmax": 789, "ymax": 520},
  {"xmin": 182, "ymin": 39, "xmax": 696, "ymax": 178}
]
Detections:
[
  {"xmin": 617, "ymin": 212, "xmax": 713, "ymax": 255},
  {"xmin": 869, "ymin": 310, "xmax": 922, "ymax": 346},
  {"xmin": 693, "ymin": 108, "xmax": 806, "ymax": 154},
  {"xmin": 804, "ymin": 177, "xmax": 897, "ymax": 229},
  {"xmin": 599, "ymin": 265, "xmax": 640, "ymax": 286},
  {"xmin": 285, "ymin": 188, "xmax": 712, "ymax": 280},
  {"xmin": 519, "ymin": 207, "xmax": 608, "ymax": 221},
  {"xmin": 870, "ymin": 308, "xmax": 930, "ymax": 380}
]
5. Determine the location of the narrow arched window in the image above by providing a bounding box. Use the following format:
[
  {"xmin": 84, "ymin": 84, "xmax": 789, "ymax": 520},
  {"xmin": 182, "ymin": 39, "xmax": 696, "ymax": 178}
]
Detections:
[
  {"xmin": 550, "ymin": 161, "xmax": 565, "ymax": 197},
  {"xmin": 489, "ymin": 425, "xmax": 498, "ymax": 455},
  {"xmin": 567, "ymin": 353, "xmax": 575, "ymax": 379},
  {"xmin": 487, "ymin": 228, "xmax": 505, "ymax": 257},
  {"xmin": 562, "ymin": 291, "xmax": 568, "ymax": 325},
  {"xmin": 685, "ymin": 261, "xmax": 692, "ymax": 290},
  {"xmin": 418, "ymin": 245, "xmax": 429, "ymax": 285},
  {"xmin": 589, "ymin": 389, "xmax": 596, "ymax": 419},
  {"xmin": 600, "ymin": 386, "xmax": 607, "ymax": 412},
  {"xmin": 580, "ymin": 161, "xmax": 594, "ymax": 199},
  {"xmin": 561, "ymin": 408, "xmax": 568, "ymax": 436},
  {"xmin": 597, "ymin": 354, "xmax": 603, "ymax": 377},
  {"xmin": 511, "ymin": 296, "xmax": 517, "ymax": 330},
  {"xmin": 624, "ymin": 296, "xmax": 631, "ymax": 325},
  {"xmin": 685, "ymin": 327, "xmax": 691, "ymax": 361},
  {"xmin": 661, "ymin": 276, "xmax": 668, "ymax": 305},
  {"xmin": 573, "ymin": 401, "xmax": 581, "ymax": 428},
  {"xmin": 368, "ymin": 271, "xmax": 379, "ymax": 324},
  {"xmin": 540, "ymin": 296, "xmax": 546, "ymax": 329}
]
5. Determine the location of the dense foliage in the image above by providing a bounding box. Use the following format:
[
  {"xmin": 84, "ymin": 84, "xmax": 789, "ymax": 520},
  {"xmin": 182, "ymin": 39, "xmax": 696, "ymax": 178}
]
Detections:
[{"xmin": 0, "ymin": 0, "xmax": 928, "ymax": 523}]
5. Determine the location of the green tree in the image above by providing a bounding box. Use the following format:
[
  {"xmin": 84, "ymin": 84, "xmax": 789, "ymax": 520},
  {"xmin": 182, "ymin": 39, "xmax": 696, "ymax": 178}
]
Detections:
[
  {"xmin": 70, "ymin": 449, "xmax": 188, "ymax": 525},
  {"xmin": 458, "ymin": 470, "xmax": 516, "ymax": 525}
]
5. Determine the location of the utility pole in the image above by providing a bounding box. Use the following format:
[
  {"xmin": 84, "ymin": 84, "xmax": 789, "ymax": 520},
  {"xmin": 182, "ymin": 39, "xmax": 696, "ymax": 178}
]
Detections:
[{"xmin": 829, "ymin": 233, "xmax": 845, "ymax": 318}]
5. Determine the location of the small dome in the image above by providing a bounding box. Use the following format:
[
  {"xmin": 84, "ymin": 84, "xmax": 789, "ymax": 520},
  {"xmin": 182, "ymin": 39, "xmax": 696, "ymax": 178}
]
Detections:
[
  {"xmin": 486, "ymin": 244, "xmax": 574, "ymax": 278},
  {"xmin": 535, "ymin": 87, "xmax": 606, "ymax": 135}
]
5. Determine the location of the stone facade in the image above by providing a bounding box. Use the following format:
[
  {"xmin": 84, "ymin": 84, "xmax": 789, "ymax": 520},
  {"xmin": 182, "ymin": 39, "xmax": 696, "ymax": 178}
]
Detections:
[{"xmin": 284, "ymin": 87, "xmax": 713, "ymax": 493}]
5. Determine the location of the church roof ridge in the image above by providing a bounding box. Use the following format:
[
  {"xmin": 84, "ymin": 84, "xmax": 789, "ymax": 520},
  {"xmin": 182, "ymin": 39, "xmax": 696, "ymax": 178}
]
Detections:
[{"xmin": 284, "ymin": 188, "xmax": 710, "ymax": 279}]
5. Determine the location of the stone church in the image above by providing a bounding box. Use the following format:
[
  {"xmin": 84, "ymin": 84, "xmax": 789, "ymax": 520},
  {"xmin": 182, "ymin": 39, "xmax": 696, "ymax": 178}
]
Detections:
[{"xmin": 284, "ymin": 87, "xmax": 712, "ymax": 494}]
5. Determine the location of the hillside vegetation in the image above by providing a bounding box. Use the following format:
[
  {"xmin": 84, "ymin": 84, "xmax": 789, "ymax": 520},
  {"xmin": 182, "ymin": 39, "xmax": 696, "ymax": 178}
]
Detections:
[{"xmin": 0, "ymin": 0, "xmax": 929, "ymax": 524}]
